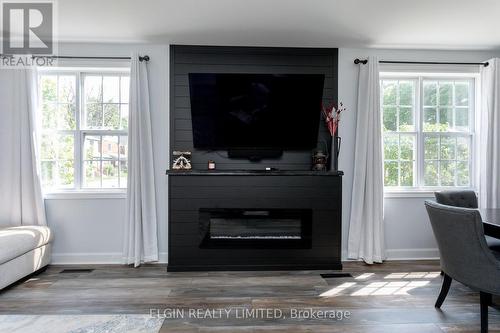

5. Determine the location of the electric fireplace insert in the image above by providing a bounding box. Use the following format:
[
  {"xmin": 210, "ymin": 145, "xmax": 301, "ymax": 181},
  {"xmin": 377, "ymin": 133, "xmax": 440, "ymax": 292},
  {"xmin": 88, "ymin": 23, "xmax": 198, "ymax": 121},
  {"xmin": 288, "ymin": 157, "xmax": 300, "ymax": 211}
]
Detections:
[{"xmin": 199, "ymin": 208, "xmax": 312, "ymax": 249}]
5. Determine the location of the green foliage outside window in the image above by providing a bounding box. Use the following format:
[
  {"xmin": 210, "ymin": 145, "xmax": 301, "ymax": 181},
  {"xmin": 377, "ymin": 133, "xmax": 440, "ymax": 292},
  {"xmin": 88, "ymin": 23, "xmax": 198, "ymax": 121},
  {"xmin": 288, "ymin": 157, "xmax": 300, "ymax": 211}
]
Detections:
[
  {"xmin": 39, "ymin": 72, "xmax": 129, "ymax": 190},
  {"xmin": 382, "ymin": 78, "xmax": 472, "ymax": 188}
]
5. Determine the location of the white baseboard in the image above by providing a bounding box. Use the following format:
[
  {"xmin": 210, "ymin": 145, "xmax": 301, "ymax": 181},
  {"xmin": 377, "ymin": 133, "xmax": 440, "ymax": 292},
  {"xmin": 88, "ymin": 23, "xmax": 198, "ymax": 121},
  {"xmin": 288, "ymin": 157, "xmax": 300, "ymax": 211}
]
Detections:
[
  {"xmin": 51, "ymin": 252, "xmax": 168, "ymax": 265},
  {"xmin": 342, "ymin": 248, "xmax": 439, "ymax": 261},
  {"xmin": 385, "ymin": 248, "xmax": 439, "ymax": 260},
  {"xmin": 51, "ymin": 249, "xmax": 437, "ymax": 265}
]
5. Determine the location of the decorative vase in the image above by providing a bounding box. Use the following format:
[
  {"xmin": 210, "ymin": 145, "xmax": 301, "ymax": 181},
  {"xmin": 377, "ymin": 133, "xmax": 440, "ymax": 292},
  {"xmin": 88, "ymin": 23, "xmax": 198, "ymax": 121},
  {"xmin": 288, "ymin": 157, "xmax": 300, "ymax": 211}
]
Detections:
[{"xmin": 332, "ymin": 135, "xmax": 341, "ymax": 171}]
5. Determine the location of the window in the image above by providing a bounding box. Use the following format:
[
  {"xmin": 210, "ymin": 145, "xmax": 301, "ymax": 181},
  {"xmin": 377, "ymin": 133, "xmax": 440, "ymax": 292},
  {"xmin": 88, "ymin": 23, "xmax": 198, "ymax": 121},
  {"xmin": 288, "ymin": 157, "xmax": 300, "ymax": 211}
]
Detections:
[
  {"xmin": 38, "ymin": 69, "xmax": 130, "ymax": 191},
  {"xmin": 381, "ymin": 75, "xmax": 475, "ymax": 189}
]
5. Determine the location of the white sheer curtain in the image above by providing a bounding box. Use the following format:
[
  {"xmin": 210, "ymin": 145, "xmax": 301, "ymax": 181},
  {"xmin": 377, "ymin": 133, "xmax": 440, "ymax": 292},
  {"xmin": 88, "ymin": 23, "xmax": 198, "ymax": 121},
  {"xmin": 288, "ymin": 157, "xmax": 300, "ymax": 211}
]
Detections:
[
  {"xmin": 479, "ymin": 58, "xmax": 500, "ymax": 208},
  {"xmin": 347, "ymin": 56, "xmax": 385, "ymax": 264},
  {"xmin": 123, "ymin": 54, "xmax": 159, "ymax": 267},
  {"xmin": 0, "ymin": 68, "xmax": 46, "ymax": 227}
]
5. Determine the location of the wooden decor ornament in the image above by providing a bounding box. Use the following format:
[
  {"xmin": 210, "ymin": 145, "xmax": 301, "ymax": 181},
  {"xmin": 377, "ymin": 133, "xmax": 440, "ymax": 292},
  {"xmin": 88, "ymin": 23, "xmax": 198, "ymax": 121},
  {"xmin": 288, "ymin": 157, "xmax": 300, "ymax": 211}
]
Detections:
[{"xmin": 172, "ymin": 151, "xmax": 192, "ymax": 170}]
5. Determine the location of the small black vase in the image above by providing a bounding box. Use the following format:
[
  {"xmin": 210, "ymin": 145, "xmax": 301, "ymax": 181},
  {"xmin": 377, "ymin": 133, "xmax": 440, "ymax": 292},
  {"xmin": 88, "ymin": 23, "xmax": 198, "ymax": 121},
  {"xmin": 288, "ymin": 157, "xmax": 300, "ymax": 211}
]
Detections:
[{"xmin": 332, "ymin": 135, "xmax": 341, "ymax": 171}]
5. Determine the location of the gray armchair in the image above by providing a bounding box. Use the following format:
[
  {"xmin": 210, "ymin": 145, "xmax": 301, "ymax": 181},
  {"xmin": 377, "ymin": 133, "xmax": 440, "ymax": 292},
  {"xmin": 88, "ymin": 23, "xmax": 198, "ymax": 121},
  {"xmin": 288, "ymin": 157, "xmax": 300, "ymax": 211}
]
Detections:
[{"xmin": 425, "ymin": 201, "xmax": 500, "ymax": 333}]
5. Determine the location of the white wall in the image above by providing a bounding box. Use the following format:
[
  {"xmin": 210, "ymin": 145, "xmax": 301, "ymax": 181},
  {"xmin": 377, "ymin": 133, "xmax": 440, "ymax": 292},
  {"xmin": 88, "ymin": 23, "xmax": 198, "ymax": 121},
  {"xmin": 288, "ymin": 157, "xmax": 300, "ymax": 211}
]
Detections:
[
  {"xmin": 46, "ymin": 44, "xmax": 500, "ymax": 263},
  {"xmin": 46, "ymin": 43, "xmax": 169, "ymax": 264},
  {"xmin": 338, "ymin": 48, "xmax": 500, "ymax": 260}
]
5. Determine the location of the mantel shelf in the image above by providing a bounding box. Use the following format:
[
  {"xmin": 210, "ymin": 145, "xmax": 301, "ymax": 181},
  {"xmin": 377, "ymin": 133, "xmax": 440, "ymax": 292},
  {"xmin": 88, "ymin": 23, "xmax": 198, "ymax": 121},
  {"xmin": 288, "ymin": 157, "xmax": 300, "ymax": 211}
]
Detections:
[{"xmin": 166, "ymin": 170, "xmax": 344, "ymax": 176}]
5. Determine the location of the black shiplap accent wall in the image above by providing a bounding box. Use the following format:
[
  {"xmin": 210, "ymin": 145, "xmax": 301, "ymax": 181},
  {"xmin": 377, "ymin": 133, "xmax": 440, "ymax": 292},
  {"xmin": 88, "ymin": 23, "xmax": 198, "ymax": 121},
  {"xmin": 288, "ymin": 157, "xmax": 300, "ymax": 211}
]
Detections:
[{"xmin": 170, "ymin": 45, "xmax": 338, "ymax": 170}]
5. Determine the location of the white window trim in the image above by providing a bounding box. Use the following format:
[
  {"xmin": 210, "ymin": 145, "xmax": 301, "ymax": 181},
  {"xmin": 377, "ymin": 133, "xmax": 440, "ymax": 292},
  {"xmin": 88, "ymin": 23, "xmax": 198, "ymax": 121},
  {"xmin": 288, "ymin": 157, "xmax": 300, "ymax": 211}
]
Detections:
[
  {"xmin": 38, "ymin": 66, "xmax": 130, "ymax": 196},
  {"xmin": 380, "ymin": 71, "xmax": 480, "ymax": 196},
  {"xmin": 44, "ymin": 190, "xmax": 127, "ymax": 200}
]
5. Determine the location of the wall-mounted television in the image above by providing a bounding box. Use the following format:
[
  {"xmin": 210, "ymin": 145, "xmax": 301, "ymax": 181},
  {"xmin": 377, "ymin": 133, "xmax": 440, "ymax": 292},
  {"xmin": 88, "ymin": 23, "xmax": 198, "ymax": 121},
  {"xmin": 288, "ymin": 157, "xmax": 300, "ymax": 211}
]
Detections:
[{"xmin": 188, "ymin": 73, "xmax": 325, "ymax": 159}]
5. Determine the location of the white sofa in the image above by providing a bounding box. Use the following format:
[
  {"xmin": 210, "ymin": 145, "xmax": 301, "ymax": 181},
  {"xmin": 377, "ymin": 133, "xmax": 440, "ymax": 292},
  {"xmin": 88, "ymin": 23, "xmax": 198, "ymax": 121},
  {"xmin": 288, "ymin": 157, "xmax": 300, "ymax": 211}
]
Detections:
[{"xmin": 0, "ymin": 226, "xmax": 53, "ymax": 290}]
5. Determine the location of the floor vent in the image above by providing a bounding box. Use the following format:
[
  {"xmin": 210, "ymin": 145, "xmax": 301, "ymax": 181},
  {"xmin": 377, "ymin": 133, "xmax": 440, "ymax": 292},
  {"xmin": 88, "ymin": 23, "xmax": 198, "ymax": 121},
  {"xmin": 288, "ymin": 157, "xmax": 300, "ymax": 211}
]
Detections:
[
  {"xmin": 320, "ymin": 273, "xmax": 353, "ymax": 279},
  {"xmin": 60, "ymin": 269, "xmax": 94, "ymax": 274}
]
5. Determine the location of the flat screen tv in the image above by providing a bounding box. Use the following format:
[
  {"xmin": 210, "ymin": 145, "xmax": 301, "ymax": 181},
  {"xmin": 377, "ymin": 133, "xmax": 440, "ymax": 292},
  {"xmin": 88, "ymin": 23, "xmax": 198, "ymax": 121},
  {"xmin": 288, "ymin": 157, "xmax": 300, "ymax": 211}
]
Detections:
[{"xmin": 188, "ymin": 73, "xmax": 325, "ymax": 159}]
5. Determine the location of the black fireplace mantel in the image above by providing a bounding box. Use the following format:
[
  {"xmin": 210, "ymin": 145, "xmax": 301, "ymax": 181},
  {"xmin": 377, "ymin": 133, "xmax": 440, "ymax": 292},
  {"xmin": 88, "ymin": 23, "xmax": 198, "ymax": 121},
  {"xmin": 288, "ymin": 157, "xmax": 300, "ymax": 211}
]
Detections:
[{"xmin": 167, "ymin": 171, "xmax": 343, "ymax": 271}]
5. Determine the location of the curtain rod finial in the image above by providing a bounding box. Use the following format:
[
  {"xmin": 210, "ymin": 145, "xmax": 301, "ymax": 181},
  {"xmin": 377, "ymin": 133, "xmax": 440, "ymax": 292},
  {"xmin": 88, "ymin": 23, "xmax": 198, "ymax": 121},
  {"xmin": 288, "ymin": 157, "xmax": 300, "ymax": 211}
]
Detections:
[
  {"xmin": 139, "ymin": 55, "xmax": 150, "ymax": 62},
  {"xmin": 484, "ymin": 61, "xmax": 489, "ymax": 67},
  {"xmin": 354, "ymin": 58, "xmax": 368, "ymax": 65}
]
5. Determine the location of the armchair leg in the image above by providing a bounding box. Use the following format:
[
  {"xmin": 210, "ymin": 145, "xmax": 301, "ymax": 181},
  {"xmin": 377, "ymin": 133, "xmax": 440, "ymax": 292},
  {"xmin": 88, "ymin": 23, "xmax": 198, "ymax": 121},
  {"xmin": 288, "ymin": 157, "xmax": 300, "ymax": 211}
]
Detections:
[
  {"xmin": 480, "ymin": 292, "xmax": 491, "ymax": 333},
  {"xmin": 435, "ymin": 273, "xmax": 452, "ymax": 308}
]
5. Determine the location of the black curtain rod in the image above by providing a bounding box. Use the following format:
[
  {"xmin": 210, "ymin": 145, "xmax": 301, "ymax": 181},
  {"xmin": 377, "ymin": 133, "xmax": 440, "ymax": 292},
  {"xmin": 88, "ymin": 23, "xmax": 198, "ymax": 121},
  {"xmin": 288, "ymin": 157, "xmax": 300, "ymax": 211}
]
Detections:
[
  {"xmin": 1, "ymin": 54, "xmax": 150, "ymax": 62},
  {"xmin": 354, "ymin": 58, "xmax": 489, "ymax": 67},
  {"xmin": 53, "ymin": 55, "xmax": 150, "ymax": 62}
]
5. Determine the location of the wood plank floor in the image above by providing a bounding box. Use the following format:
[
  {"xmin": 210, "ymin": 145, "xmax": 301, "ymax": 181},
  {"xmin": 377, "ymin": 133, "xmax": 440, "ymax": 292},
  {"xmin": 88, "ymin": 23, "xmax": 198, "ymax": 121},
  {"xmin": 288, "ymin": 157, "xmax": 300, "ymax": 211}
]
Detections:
[{"xmin": 0, "ymin": 260, "xmax": 499, "ymax": 332}]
